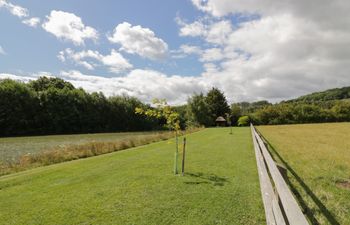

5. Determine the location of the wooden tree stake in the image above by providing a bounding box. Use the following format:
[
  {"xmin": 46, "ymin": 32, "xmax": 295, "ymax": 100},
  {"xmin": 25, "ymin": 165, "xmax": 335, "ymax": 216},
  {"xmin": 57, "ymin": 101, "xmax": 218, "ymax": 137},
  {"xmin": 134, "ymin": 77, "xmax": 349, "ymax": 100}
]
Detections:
[
  {"xmin": 181, "ymin": 137, "xmax": 186, "ymax": 176},
  {"xmin": 174, "ymin": 133, "xmax": 178, "ymax": 174}
]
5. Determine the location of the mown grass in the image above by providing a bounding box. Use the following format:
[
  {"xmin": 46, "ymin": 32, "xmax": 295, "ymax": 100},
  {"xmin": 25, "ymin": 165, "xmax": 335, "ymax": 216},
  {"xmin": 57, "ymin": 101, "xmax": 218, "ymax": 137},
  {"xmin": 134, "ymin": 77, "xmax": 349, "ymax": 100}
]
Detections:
[
  {"xmin": 0, "ymin": 127, "xmax": 265, "ymax": 225},
  {"xmin": 258, "ymin": 123, "xmax": 350, "ymax": 225}
]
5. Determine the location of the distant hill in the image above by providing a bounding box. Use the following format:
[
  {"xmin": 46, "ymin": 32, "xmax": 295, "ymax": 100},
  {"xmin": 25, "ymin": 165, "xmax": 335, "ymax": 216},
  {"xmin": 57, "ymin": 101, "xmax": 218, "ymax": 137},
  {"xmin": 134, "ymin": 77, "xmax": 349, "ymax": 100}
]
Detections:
[{"xmin": 286, "ymin": 86, "xmax": 350, "ymax": 103}]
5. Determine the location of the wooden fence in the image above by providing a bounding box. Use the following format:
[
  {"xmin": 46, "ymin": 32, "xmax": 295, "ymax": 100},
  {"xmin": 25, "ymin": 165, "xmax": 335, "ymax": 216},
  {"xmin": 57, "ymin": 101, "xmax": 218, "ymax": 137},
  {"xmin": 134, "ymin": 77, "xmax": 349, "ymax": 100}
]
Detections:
[{"xmin": 250, "ymin": 124, "xmax": 309, "ymax": 225}]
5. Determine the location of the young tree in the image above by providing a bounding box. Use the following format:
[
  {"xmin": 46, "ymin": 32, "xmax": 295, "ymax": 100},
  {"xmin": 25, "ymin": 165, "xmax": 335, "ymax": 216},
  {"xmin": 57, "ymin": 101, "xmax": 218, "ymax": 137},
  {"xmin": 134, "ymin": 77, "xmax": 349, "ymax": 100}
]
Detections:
[{"xmin": 135, "ymin": 99, "xmax": 181, "ymax": 174}]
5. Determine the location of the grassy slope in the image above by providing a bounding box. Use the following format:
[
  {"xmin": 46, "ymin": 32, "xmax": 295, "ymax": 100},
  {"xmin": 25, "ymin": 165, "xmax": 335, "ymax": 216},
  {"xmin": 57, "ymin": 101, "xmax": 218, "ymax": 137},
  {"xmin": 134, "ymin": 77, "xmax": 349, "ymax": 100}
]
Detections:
[
  {"xmin": 258, "ymin": 123, "xmax": 350, "ymax": 225},
  {"xmin": 0, "ymin": 131, "xmax": 164, "ymax": 162},
  {"xmin": 0, "ymin": 128, "xmax": 265, "ymax": 225}
]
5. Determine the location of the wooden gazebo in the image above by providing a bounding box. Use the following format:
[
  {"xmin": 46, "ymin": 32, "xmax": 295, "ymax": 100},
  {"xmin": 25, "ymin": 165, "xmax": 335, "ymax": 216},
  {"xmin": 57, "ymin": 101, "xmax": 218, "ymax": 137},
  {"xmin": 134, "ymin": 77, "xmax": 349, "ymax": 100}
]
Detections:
[{"xmin": 215, "ymin": 116, "xmax": 226, "ymax": 127}]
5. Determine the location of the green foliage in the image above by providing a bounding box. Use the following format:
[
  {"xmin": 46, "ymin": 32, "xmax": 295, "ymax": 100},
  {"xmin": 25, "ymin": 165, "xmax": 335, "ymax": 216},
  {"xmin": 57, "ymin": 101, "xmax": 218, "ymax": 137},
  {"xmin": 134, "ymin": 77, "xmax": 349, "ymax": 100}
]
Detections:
[
  {"xmin": 135, "ymin": 99, "xmax": 180, "ymax": 132},
  {"xmin": 29, "ymin": 77, "xmax": 74, "ymax": 92},
  {"xmin": 3, "ymin": 77, "xmax": 350, "ymax": 134},
  {"xmin": 229, "ymin": 101, "xmax": 271, "ymax": 126},
  {"xmin": 237, "ymin": 116, "xmax": 250, "ymax": 126},
  {"xmin": 287, "ymin": 86, "xmax": 350, "ymax": 102},
  {"xmin": 234, "ymin": 101, "xmax": 272, "ymax": 115},
  {"xmin": 251, "ymin": 100, "xmax": 350, "ymax": 125},
  {"xmin": 173, "ymin": 104, "xmax": 187, "ymax": 129},
  {"xmin": 230, "ymin": 103, "xmax": 242, "ymax": 126},
  {"xmin": 205, "ymin": 87, "xmax": 230, "ymax": 124},
  {"xmin": 0, "ymin": 79, "xmax": 40, "ymax": 136},
  {"xmin": 186, "ymin": 88, "xmax": 230, "ymax": 127},
  {"xmin": 186, "ymin": 93, "xmax": 212, "ymax": 127},
  {"xmin": 331, "ymin": 101, "xmax": 350, "ymax": 121},
  {"xmin": 0, "ymin": 77, "xmax": 160, "ymax": 136}
]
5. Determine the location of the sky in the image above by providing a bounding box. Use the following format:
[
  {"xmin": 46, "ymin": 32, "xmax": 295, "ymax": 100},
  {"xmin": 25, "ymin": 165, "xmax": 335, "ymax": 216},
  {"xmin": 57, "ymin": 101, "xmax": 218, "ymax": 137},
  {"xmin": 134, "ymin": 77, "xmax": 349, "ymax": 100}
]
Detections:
[{"xmin": 1, "ymin": 0, "xmax": 350, "ymax": 105}]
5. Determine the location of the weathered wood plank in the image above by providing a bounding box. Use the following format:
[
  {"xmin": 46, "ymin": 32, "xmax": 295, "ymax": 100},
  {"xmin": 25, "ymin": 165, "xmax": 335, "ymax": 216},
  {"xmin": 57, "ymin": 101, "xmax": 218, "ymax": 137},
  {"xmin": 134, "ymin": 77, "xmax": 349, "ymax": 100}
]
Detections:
[
  {"xmin": 250, "ymin": 125, "xmax": 284, "ymax": 225},
  {"xmin": 253, "ymin": 127, "xmax": 309, "ymax": 225},
  {"xmin": 272, "ymin": 194, "xmax": 286, "ymax": 225}
]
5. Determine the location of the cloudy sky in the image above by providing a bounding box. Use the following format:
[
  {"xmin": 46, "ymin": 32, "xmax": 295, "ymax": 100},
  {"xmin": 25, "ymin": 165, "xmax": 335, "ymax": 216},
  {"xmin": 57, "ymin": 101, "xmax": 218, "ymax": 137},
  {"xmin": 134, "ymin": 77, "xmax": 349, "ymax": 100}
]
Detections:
[{"xmin": 1, "ymin": 0, "xmax": 350, "ymax": 104}]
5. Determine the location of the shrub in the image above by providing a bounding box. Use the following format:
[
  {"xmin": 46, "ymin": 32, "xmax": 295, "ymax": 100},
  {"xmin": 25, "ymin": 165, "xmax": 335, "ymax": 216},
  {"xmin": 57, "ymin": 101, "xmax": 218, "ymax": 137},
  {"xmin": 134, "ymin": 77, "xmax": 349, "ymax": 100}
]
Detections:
[{"xmin": 237, "ymin": 116, "xmax": 250, "ymax": 126}]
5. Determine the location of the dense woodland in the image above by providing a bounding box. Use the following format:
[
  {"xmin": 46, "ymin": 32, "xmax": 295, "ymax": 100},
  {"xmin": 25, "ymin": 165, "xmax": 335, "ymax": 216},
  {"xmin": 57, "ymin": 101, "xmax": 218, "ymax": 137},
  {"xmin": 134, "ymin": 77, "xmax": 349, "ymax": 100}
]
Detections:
[
  {"xmin": 1, "ymin": 77, "xmax": 350, "ymax": 136},
  {"xmin": 0, "ymin": 77, "xmax": 161, "ymax": 136},
  {"xmin": 285, "ymin": 86, "xmax": 350, "ymax": 103}
]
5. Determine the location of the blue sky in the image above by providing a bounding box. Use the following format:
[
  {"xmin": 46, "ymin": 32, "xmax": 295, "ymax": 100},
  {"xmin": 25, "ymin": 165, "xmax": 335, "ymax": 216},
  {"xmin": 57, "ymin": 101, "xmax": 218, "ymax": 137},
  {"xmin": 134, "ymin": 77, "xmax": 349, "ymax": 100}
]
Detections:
[
  {"xmin": 1, "ymin": 0, "xmax": 350, "ymax": 104},
  {"xmin": 0, "ymin": 0, "xmax": 206, "ymax": 76}
]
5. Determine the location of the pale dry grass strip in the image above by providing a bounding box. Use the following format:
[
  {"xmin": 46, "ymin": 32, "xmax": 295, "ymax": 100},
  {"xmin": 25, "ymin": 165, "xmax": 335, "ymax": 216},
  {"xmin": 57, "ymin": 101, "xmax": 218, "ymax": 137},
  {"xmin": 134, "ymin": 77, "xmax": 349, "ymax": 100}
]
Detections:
[{"xmin": 0, "ymin": 128, "xmax": 203, "ymax": 176}]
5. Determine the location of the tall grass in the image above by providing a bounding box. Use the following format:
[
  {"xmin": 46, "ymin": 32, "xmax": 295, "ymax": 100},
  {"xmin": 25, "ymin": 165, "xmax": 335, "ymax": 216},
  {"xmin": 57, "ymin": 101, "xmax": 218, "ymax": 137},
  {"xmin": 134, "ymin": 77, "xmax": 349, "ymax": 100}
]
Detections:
[{"xmin": 0, "ymin": 128, "xmax": 203, "ymax": 176}]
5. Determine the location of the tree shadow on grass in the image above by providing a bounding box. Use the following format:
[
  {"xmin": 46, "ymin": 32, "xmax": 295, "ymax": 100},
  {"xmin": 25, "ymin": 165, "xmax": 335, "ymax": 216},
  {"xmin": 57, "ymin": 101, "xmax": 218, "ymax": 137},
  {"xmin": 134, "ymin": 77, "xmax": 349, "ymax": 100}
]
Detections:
[
  {"xmin": 183, "ymin": 172, "xmax": 229, "ymax": 186},
  {"xmin": 262, "ymin": 137, "xmax": 340, "ymax": 225}
]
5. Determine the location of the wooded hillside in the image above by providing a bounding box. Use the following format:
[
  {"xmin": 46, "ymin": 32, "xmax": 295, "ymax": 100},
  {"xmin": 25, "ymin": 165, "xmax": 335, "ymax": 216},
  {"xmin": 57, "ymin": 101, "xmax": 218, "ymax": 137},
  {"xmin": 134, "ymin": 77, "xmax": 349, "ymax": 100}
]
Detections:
[{"xmin": 286, "ymin": 86, "xmax": 350, "ymax": 102}]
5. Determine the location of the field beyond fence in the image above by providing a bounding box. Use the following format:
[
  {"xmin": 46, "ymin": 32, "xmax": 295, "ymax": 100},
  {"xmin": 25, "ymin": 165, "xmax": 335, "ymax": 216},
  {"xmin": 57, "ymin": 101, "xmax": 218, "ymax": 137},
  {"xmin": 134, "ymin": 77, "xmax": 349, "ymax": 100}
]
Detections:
[{"xmin": 258, "ymin": 123, "xmax": 350, "ymax": 224}]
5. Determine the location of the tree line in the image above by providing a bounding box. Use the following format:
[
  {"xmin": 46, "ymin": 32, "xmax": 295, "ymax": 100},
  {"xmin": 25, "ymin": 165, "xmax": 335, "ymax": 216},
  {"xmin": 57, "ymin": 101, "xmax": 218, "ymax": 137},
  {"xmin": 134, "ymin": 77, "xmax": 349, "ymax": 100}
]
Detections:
[
  {"xmin": 0, "ymin": 77, "xmax": 160, "ymax": 136},
  {"xmin": 1, "ymin": 77, "xmax": 350, "ymax": 136},
  {"xmin": 249, "ymin": 100, "xmax": 350, "ymax": 125},
  {"xmin": 185, "ymin": 88, "xmax": 350, "ymax": 126},
  {"xmin": 286, "ymin": 86, "xmax": 350, "ymax": 103}
]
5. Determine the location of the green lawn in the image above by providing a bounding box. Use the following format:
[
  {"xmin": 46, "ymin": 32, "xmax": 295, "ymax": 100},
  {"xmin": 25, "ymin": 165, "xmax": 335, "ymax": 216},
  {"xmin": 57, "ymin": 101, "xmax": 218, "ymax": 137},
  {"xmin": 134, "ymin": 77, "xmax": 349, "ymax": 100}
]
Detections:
[
  {"xmin": 0, "ymin": 128, "xmax": 264, "ymax": 225},
  {"xmin": 258, "ymin": 123, "xmax": 350, "ymax": 225},
  {"xmin": 0, "ymin": 131, "xmax": 165, "ymax": 162}
]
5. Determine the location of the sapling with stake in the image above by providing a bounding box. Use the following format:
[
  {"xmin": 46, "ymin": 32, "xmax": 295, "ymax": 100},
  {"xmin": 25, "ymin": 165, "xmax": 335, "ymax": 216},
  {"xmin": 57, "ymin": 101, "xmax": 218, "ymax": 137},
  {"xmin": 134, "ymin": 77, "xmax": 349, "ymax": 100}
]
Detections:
[{"xmin": 135, "ymin": 98, "xmax": 181, "ymax": 175}]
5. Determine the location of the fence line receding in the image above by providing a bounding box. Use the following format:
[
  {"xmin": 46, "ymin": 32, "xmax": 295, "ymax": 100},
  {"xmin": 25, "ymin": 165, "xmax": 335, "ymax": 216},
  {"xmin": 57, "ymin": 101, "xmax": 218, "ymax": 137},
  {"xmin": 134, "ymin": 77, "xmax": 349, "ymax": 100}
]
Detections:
[{"xmin": 250, "ymin": 124, "xmax": 309, "ymax": 225}]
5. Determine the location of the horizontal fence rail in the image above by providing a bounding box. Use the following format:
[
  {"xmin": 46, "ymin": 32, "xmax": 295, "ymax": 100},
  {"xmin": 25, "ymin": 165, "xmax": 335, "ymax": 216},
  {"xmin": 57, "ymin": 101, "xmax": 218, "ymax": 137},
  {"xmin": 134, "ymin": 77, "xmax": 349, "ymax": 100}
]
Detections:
[{"xmin": 251, "ymin": 124, "xmax": 309, "ymax": 225}]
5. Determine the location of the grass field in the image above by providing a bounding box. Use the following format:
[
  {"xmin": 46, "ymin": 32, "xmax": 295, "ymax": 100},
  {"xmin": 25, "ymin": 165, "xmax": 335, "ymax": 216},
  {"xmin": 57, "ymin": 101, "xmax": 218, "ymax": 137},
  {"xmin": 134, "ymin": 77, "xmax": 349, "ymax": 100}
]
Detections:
[
  {"xmin": 0, "ymin": 128, "xmax": 265, "ymax": 225},
  {"xmin": 258, "ymin": 123, "xmax": 350, "ymax": 225},
  {"xmin": 0, "ymin": 131, "xmax": 166, "ymax": 162}
]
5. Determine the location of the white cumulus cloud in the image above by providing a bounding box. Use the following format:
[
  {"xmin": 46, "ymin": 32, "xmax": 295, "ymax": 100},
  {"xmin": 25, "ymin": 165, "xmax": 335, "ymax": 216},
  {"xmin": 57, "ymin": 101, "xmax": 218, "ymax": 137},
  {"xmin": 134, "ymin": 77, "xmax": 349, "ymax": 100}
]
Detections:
[
  {"xmin": 176, "ymin": 17, "xmax": 207, "ymax": 37},
  {"xmin": 58, "ymin": 48, "xmax": 132, "ymax": 73},
  {"xmin": 172, "ymin": 45, "xmax": 225, "ymax": 63},
  {"xmin": 171, "ymin": 44, "xmax": 202, "ymax": 59},
  {"xmin": 42, "ymin": 10, "xmax": 98, "ymax": 45},
  {"xmin": 180, "ymin": 45, "xmax": 202, "ymax": 55},
  {"xmin": 60, "ymin": 70, "xmax": 208, "ymax": 105},
  {"xmin": 0, "ymin": 73, "xmax": 35, "ymax": 82},
  {"xmin": 0, "ymin": 1, "xmax": 42, "ymax": 28},
  {"xmin": 0, "ymin": 0, "xmax": 28, "ymax": 18},
  {"xmin": 22, "ymin": 17, "xmax": 40, "ymax": 27},
  {"xmin": 179, "ymin": 0, "xmax": 350, "ymax": 102},
  {"xmin": 3, "ymin": 1, "xmax": 350, "ymax": 104},
  {"xmin": 200, "ymin": 48, "xmax": 224, "ymax": 62},
  {"xmin": 108, "ymin": 22, "xmax": 168, "ymax": 60},
  {"xmin": 177, "ymin": 18, "xmax": 232, "ymax": 45},
  {"xmin": 0, "ymin": 70, "xmax": 209, "ymax": 105}
]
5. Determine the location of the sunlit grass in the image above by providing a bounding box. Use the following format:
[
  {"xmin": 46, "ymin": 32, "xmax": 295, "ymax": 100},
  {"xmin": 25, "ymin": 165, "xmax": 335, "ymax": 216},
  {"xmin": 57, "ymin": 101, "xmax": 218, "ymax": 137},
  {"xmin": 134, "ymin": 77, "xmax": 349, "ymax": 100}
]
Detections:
[
  {"xmin": 0, "ymin": 127, "xmax": 265, "ymax": 225},
  {"xmin": 258, "ymin": 123, "xmax": 350, "ymax": 225}
]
